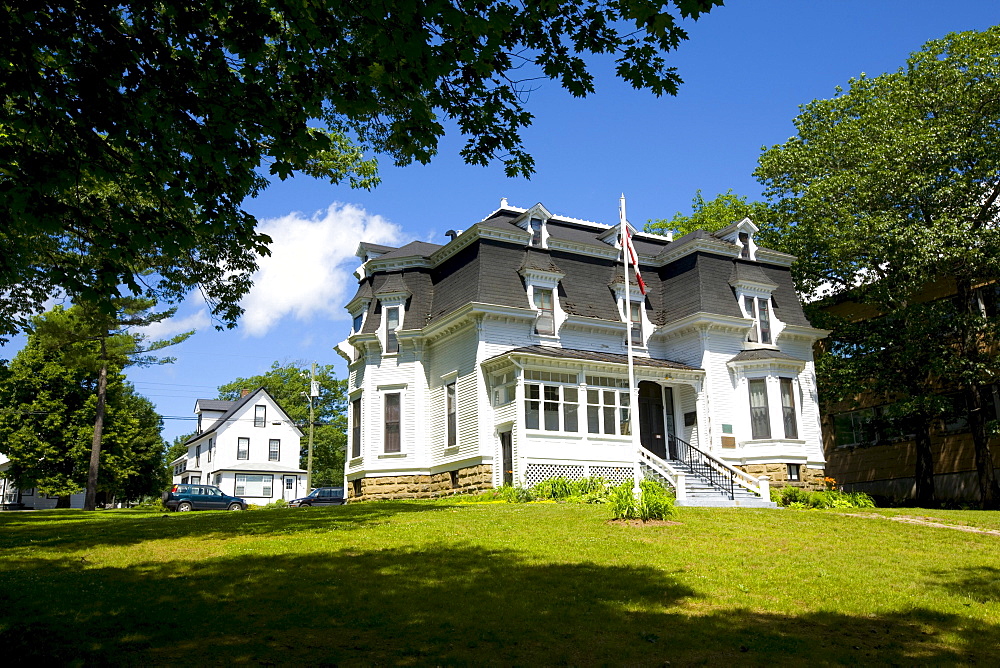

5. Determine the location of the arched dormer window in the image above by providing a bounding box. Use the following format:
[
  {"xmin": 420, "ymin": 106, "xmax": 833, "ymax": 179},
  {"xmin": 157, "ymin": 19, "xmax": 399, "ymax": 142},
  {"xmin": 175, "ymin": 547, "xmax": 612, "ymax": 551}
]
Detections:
[
  {"xmin": 515, "ymin": 203, "xmax": 553, "ymax": 249},
  {"xmin": 716, "ymin": 217, "xmax": 759, "ymax": 261},
  {"xmin": 730, "ymin": 264, "xmax": 780, "ymax": 348}
]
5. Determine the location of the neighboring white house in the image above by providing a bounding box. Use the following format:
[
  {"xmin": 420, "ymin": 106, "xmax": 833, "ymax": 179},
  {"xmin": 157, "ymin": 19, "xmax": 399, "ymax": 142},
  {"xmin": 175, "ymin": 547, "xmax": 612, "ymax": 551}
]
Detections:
[
  {"xmin": 337, "ymin": 201, "xmax": 828, "ymax": 505},
  {"xmin": 172, "ymin": 387, "xmax": 307, "ymax": 504},
  {"xmin": 0, "ymin": 453, "xmax": 86, "ymax": 510}
]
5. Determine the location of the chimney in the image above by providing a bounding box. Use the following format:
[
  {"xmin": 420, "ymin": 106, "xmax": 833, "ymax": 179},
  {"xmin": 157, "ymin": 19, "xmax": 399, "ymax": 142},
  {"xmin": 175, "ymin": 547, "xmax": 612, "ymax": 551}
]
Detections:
[
  {"xmin": 240, "ymin": 388, "xmax": 251, "ymax": 397},
  {"xmin": 446, "ymin": 229, "xmax": 459, "ymax": 241}
]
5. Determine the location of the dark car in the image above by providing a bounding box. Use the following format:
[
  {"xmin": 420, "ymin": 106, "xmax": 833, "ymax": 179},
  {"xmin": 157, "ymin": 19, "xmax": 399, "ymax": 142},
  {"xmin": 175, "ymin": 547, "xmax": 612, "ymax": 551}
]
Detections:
[
  {"xmin": 289, "ymin": 487, "xmax": 345, "ymax": 507},
  {"xmin": 162, "ymin": 484, "xmax": 247, "ymax": 512}
]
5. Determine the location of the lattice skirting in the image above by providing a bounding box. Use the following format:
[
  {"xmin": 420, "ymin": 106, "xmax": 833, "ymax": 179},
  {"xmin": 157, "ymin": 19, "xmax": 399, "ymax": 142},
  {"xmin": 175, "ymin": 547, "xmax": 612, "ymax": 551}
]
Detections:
[{"xmin": 523, "ymin": 462, "xmax": 634, "ymax": 487}]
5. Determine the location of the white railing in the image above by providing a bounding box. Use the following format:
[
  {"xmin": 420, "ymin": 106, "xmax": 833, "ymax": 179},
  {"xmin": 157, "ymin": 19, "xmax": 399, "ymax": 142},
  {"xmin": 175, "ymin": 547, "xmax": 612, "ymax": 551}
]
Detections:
[
  {"xmin": 670, "ymin": 435, "xmax": 770, "ymax": 500},
  {"xmin": 636, "ymin": 448, "xmax": 687, "ymax": 502}
]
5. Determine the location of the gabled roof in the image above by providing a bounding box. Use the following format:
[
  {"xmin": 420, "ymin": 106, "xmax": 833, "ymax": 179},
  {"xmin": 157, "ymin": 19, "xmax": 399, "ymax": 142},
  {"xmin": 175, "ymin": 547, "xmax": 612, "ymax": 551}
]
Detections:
[
  {"xmin": 184, "ymin": 387, "xmax": 303, "ymax": 445},
  {"xmin": 195, "ymin": 399, "xmax": 236, "ymax": 413}
]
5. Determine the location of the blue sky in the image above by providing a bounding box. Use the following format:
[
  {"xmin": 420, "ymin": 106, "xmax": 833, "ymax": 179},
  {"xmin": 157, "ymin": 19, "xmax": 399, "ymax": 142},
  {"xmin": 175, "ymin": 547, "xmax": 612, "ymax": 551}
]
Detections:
[{"xmin": 2, "ymin": 1, "xmax": 997, "ymax": 443}]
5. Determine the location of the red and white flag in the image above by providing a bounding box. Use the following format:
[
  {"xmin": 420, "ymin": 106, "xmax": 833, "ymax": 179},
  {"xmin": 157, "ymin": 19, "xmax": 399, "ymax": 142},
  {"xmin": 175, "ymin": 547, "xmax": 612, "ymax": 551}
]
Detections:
[{"xmin": 622, "ymin": 227, "xmax": 647, "ymax": 295}]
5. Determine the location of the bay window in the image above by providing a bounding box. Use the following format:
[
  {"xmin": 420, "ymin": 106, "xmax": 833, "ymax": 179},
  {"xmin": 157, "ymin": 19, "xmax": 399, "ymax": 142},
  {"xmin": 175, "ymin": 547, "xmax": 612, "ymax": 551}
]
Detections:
[
  {"xmin": 748, "ymin": 379, "xmax": 771, "ymax": 439},
  {"xmin": 780, "ymin": 378, "xmax": 798, "ymax": 438},
  {"xmin": 384, "ymin": 392, "xmax": 401, "ymax": 452}
]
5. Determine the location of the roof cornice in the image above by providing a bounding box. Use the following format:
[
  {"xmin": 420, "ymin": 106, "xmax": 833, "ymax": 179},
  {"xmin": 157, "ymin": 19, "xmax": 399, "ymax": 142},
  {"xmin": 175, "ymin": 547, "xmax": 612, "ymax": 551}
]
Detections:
[
  {"xmin": 755, "ymin": 248, "xmax": 796, "ymax": 267},
  {"xmin": 777, "ymin": 324, "xmax": 831, "ymax": 342},
  {"xmin": 654, "ymin": 237, "xmax": 738, "ymax": 265},
  {"xmin": 655, "ymin": 312, "xmax": 751, "ymax": 339}
]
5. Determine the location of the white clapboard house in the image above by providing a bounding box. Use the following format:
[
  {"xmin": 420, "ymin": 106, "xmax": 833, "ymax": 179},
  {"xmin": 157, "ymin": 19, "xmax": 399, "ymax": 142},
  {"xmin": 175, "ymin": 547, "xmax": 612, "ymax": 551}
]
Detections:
[
  {"xmin": 337, "ymin": 201, "xmax": 828, "ymax": 506},
  {"xmin": 171, "ymin": 388, "xmax": 307, "ymax": 504}
]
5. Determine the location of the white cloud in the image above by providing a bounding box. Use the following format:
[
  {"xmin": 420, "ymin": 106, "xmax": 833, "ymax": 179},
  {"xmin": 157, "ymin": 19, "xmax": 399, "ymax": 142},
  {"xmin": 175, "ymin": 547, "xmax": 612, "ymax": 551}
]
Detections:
[{"xmin": 239, "ymin": 202, "xmax": 404, "ymax": 337}]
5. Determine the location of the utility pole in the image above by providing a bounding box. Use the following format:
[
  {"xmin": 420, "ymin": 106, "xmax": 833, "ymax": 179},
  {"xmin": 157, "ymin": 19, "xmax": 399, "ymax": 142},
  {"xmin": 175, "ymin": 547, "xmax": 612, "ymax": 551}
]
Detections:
[{"xmin": 306, "ymin": 361, "xmax": 318, "ymax": 492}]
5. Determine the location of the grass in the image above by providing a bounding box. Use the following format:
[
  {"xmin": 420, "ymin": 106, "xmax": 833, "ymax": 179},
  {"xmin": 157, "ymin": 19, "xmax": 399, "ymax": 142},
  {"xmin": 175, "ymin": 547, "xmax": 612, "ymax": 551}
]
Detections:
[{"xmin": 1, "ymin": 503, "xmax": 999, "ymax": 665}]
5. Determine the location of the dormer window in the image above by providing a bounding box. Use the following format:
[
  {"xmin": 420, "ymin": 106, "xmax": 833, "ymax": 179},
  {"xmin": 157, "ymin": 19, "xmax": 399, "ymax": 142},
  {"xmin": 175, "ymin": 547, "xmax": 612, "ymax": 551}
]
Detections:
[
  {"xmin": 744, "ymin": 296, "xmax": 772, "ymax": 344},
  {"xmin": 529, "ymin": 218, "xmax": 543, "ymax": 247},
  {"xmin": 385, "ymin": 306, "xmax": 400, "ymax": 353},
  {"xmin": 739, "ymin": 232, "xmax": 750, "ymax": 259},
  {"xmin": 534, "ymin": 289, "xmax": 555, "ymax": 335},
  {"xmin": 352, "ymin": 311, "xmax": 364, "ymax": 333},
  {"xmin": 629, "ymin": 301, "xmax": 642, "ymax": 345}
]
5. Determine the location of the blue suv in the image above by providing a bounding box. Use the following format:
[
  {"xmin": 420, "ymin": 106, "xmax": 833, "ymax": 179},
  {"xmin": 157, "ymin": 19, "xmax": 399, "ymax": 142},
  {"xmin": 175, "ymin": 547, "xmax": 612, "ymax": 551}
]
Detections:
[{"xmin": 163, "ymin": 484, "xmax": 247, "ymax": 511}]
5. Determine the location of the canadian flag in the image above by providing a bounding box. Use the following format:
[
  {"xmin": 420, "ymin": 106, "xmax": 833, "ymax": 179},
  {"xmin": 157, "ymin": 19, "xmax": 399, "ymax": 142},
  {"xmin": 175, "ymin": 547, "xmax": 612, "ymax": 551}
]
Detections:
[{"xmin": 622, "ymin": 228, "xmax": 648, "ymax": 295}]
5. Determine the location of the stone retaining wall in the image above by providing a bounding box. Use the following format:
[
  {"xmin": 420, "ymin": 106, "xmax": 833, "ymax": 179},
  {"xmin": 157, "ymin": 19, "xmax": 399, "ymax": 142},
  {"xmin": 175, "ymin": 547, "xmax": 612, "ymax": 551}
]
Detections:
[
  {"xmin": 348, "ymin": 464, "xmax": 493, "ymax": 501},
  {"xmin": 738, "ymin": 463, "xmax": 826, "ymax": 491}
]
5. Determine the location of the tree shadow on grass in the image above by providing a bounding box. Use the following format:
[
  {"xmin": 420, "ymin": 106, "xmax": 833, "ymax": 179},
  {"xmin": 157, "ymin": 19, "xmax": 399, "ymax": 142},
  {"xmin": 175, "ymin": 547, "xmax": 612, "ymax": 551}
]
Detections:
[
  {"xmin": 0, "ymin": 501, "xmax": 454, "ymax": 552},
  {"xmin": 1, "ymin": 544, "xmax": 997, "ymax": 665},
  {"xmin": 927, "ymin": 565, "xmax": 1000, "ymax": 605}
]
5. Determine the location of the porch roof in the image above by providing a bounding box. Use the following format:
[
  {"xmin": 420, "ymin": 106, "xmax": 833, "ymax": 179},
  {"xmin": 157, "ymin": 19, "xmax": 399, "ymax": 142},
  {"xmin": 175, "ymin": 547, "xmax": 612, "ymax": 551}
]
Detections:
[{"xmin": 488, "ymin": 345, "xmax": 700, "ymax": 371}]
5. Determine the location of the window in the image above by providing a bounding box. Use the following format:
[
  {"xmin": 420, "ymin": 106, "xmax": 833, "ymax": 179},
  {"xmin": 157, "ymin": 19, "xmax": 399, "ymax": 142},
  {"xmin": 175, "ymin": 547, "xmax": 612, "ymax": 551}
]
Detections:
[
  {"xmin": 744, "ymin": 296, "xmax": 772, "ymax": 344},
  {"xmin": 190, "ymin": 475, "xmax": 201, "ymax": 485},
  {"xmin": 237, "ymin": 437, "xmax": 249, "ymax": 460},
  {"xmin": 786, "ymin": 464, "xmax": 801, "ymax": 481},
  {"xmin": 352, "ymin": 398, "xmax": 362, "ymax": 458},
  {"xmin": 492, "ymin": 371, "xmax": 516, "ymax": 406},
  {"xmin": 254, "ymin": 405, "xmax": 266, "ymax": 427},
  {"xmin": 833, "ymin": 408, "xmax": 877, "ymax": 447},
  {"xmin": 286, "ymin": 477, "xmax": 294, "ymax": 490},
  {"xmin": 215, "ymin": 473, "xmax": 222, "ymax": 485},
  {"xmin": 780, "ymin": 378, "xmax": 798, "ymax": 439},
  {"xmin": 525, "ymin": 383, "xmax": 578, "ymax": 432},
  {"xmin": 587, "ymin": 387, "xmax": 631, "ymax": 435},
  {"xmin": 235, "ymin": 474, "xmax": 273, "ymax": 497},
  {"xmin": 195, "ymin": 445, "xmax": 201, "ymax": 467},
  {"xmin": 446, "ymin": 382, "xmax": 457, "ymax": 447},
  {"xmin": 353, "ymin": 312, "xmax": 364, "ymax": 333},
  {"xmin": 629, "ymin": 300, "xmax": 642, "ymax": 346},
  {"xmin": 529, "ymin": 217, "xmax": 543, "ymax": 246},
  {"xmin": 207, "ymin": 438, "xmax": 213, "ymax": 463},
  {"xmin": 739, "ymin": 232, "xmax": 750, "ymax": 259},
  {"xmin": 534, "ymin": 289, "xmax": 555, "ymax": 335},
  {"xmin": 269, "ymin": 439, "xmax": 280, "ymax": 461},
  {"xmin": 384, "ymin": 392, "xmax": 401, "ymax": 452},
  {"xmin": 748, "ymin": 379, "xmax": 771, "ymax": 439},
  {"xmin": 174, "ymin": 460, "xmax": 188, "ymax": 475},
  {"xmin": 385, "ymin": 307, "xmax": 400, "ymax": 353}
]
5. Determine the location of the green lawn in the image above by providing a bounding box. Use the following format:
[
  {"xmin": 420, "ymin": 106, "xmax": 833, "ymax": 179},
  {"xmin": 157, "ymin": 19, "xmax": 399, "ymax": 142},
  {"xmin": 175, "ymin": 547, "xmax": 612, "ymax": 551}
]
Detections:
[{"xmin": 1, "ymin": 502, "xmax": 998, "ymax": 665}]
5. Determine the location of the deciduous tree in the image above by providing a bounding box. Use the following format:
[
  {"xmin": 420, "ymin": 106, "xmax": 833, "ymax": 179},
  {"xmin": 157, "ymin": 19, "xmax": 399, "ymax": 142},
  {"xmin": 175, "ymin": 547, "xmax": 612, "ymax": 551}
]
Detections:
[
  {"xmin": 645, "ymin": 189, "xmax": 769, "ymax": 237},
  {"xmin": 1, "ymin": 0, "xmax": 723, "ymax": 340},
  {"xmin": 756, "ymin": 27, "xmax": 1000, "ymax": 507}
]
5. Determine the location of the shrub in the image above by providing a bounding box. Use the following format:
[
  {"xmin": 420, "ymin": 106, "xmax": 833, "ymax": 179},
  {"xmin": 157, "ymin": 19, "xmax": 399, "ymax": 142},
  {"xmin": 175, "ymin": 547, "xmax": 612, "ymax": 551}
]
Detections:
[
  {"xmin": 264, "ymin": 499, "xmax": 289, "ymax": 509},
  {"xmin": 610, "ymin": 480, "xmax": 676, "ymax": 521},
  {"xmin": 466, "ymin": 485, "xmax": 535, "ymax": 503},
  {"xmin": 133, "ymin": 497, "xmax": 168, "ymax": 512},
  {"xmin": 531, "ymin": 476, "xmax": 612, "ymax": 503},
  {"xmin": 772, "ymin": 486, "xmax": 876, "ymax": 509}
]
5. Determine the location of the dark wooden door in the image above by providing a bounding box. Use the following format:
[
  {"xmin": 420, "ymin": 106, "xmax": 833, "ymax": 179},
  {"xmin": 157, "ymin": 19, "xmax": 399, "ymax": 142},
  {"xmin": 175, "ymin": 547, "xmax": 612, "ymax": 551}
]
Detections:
[
  {"xmin": 500, "ymin": 431, "xmax": 513, "ymax": 486},
  {"xmin": 638, "ymin": 381, "xmax": 666, "ymax": 459}
]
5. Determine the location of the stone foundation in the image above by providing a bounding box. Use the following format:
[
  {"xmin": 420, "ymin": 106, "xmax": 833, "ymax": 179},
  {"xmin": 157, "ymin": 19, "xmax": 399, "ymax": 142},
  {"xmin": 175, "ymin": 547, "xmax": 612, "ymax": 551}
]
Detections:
[
  {"xmin": 738, "ymin": 463, "xmax": 826, "ymax": 491},
  {"xmin": 348, "ymin": 464, "xmax": 494, "ymax": 501}
]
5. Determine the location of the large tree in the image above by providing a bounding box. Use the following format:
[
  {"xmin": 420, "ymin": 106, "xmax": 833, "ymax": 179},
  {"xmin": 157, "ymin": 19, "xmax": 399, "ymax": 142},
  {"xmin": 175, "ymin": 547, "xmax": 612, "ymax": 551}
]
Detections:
[
  {"xmin": 756, "ymin": 27, "xmax": 1000, "ymax": 508},
  {"xmin": 0, "ymin": 314, "xmax": 169, "ymax": 505},
  {"xmin": 0, "ymin": 0, "xmax": 723, "ymax": 340},
  {"xmin": 645, "ymin": 189, "xmax": 770, "ymax": 238},
  {"xmin": 217, "ymin": 362, "xmax": 347, "ymax": 488},
  {"xmin": 33, "ymin": 300, "xmax": 192, "ymax": 510}
]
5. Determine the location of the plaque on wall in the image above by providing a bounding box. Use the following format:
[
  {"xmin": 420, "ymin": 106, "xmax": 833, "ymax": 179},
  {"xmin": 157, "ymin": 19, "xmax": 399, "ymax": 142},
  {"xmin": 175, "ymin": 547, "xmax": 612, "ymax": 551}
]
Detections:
[{"xmin": 721, "ymin": 436, "xmax": 737, "ymax": 448}]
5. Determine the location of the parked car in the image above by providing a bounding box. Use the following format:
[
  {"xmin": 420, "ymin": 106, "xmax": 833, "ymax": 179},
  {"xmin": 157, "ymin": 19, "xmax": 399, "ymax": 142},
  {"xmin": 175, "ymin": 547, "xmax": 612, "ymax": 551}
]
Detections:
[
  {"xmin": 162, "ymin": 484, "xmax": 247, "ymax": 511},
  {"xmin": 289, "ymin": 487, "xmax": 345, "ymax": 507}
]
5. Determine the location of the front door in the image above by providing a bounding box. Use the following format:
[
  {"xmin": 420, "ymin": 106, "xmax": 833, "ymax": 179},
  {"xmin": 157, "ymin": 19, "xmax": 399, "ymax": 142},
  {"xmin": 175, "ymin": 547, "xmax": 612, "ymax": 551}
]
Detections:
[
  {"xmin": 499, "ymin": 431, "xmax": 513, "ymax": 486},
  {"xmin": 638, "ymin": 381, "xmax": 667, "ymax": 459},
  {"xmin": 283, "ymin": 476, "xmax": 296, "ymax": 501}
]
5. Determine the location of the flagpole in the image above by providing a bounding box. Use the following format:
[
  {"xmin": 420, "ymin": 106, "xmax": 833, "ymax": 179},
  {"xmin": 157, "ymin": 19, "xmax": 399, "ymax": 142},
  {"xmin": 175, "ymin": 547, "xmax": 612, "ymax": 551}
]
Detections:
[{"xmin": 620, "ymin": 194, "xmax": 642, "ymax": 501}]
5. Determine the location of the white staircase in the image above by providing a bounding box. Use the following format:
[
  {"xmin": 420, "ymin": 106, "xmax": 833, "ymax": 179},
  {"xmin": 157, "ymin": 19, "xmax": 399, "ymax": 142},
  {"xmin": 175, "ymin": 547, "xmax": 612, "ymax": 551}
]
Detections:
[{"xmin": 638, "ymin": 437, "xmax": 776, "ymax": 508}]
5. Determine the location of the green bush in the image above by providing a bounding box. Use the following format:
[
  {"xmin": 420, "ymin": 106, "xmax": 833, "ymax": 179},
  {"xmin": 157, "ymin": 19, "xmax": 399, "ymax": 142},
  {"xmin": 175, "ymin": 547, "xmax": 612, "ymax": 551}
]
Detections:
[
  {"xmin": 133, "ymin": 497, "xmax": 168, "ymax": 512},
  {"xmin": 531, "ymin": 476, "xmax": 612, "ymax": 503},
  {"xmin": 264, "ymin": 499, "xmax": 289, "ymax": 509},
  {"xmin": 772, "ymin": 486, "xmax": 875, "ymax": 509},
  {"xmin": 610, "ymin": 480, "xmax": 677, "ymax": 521},
  {"xmin": 466, "ymin": 485, "xmax": 535, "ymax": 503}
]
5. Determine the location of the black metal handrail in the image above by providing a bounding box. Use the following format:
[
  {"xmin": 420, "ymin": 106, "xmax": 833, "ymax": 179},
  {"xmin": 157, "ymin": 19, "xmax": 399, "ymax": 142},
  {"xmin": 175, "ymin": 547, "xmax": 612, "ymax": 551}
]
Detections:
[{"xmin": 668, "ymin": 434, "xmax": 735, "ymax": 500}]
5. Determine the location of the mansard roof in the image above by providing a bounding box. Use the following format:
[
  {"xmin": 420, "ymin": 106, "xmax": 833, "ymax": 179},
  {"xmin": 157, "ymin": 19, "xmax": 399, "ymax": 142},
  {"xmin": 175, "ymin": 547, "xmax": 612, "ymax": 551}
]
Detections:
[{"xmin": 351, "ymin": 203, "xmax": 811, "ymax": 332}]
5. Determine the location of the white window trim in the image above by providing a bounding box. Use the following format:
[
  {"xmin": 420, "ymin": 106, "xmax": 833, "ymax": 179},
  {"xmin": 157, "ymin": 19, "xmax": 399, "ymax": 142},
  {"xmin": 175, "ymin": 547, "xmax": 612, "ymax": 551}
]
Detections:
[
  {"xmin": 736, "ymin": 291, "xmax": 780, "ymax": 348},
  {"xmin": 515, "ymin": 203, "xmax": 554, "ymax": 249},
  {"xmin": 738, "ymin": 373, "xmax": 806, "ymax": 445},
  {"xmin": 717, "ymin": 217, "xmax": 760, "ymax": 260},
  {"xmin": 523, "ymin": 279, "xmax": 565, "ymax": 339},
  {"xmin": 380, "ymin": 300, "xmax": 405, "ymax": 355},
  {"xmin": 612, "ymin": 283, "xmax": 650, "ymax": 349},
  {"xmin": 441, "ymin": 371, "xmax": 459, "ymax": 449},
  {"xmin": 378, "ymin": 384, "xmax": 408, "ymax": 457},
  {"xmin": 350, "ymin": 392, "xmax": 364, "ymax": 462}
]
